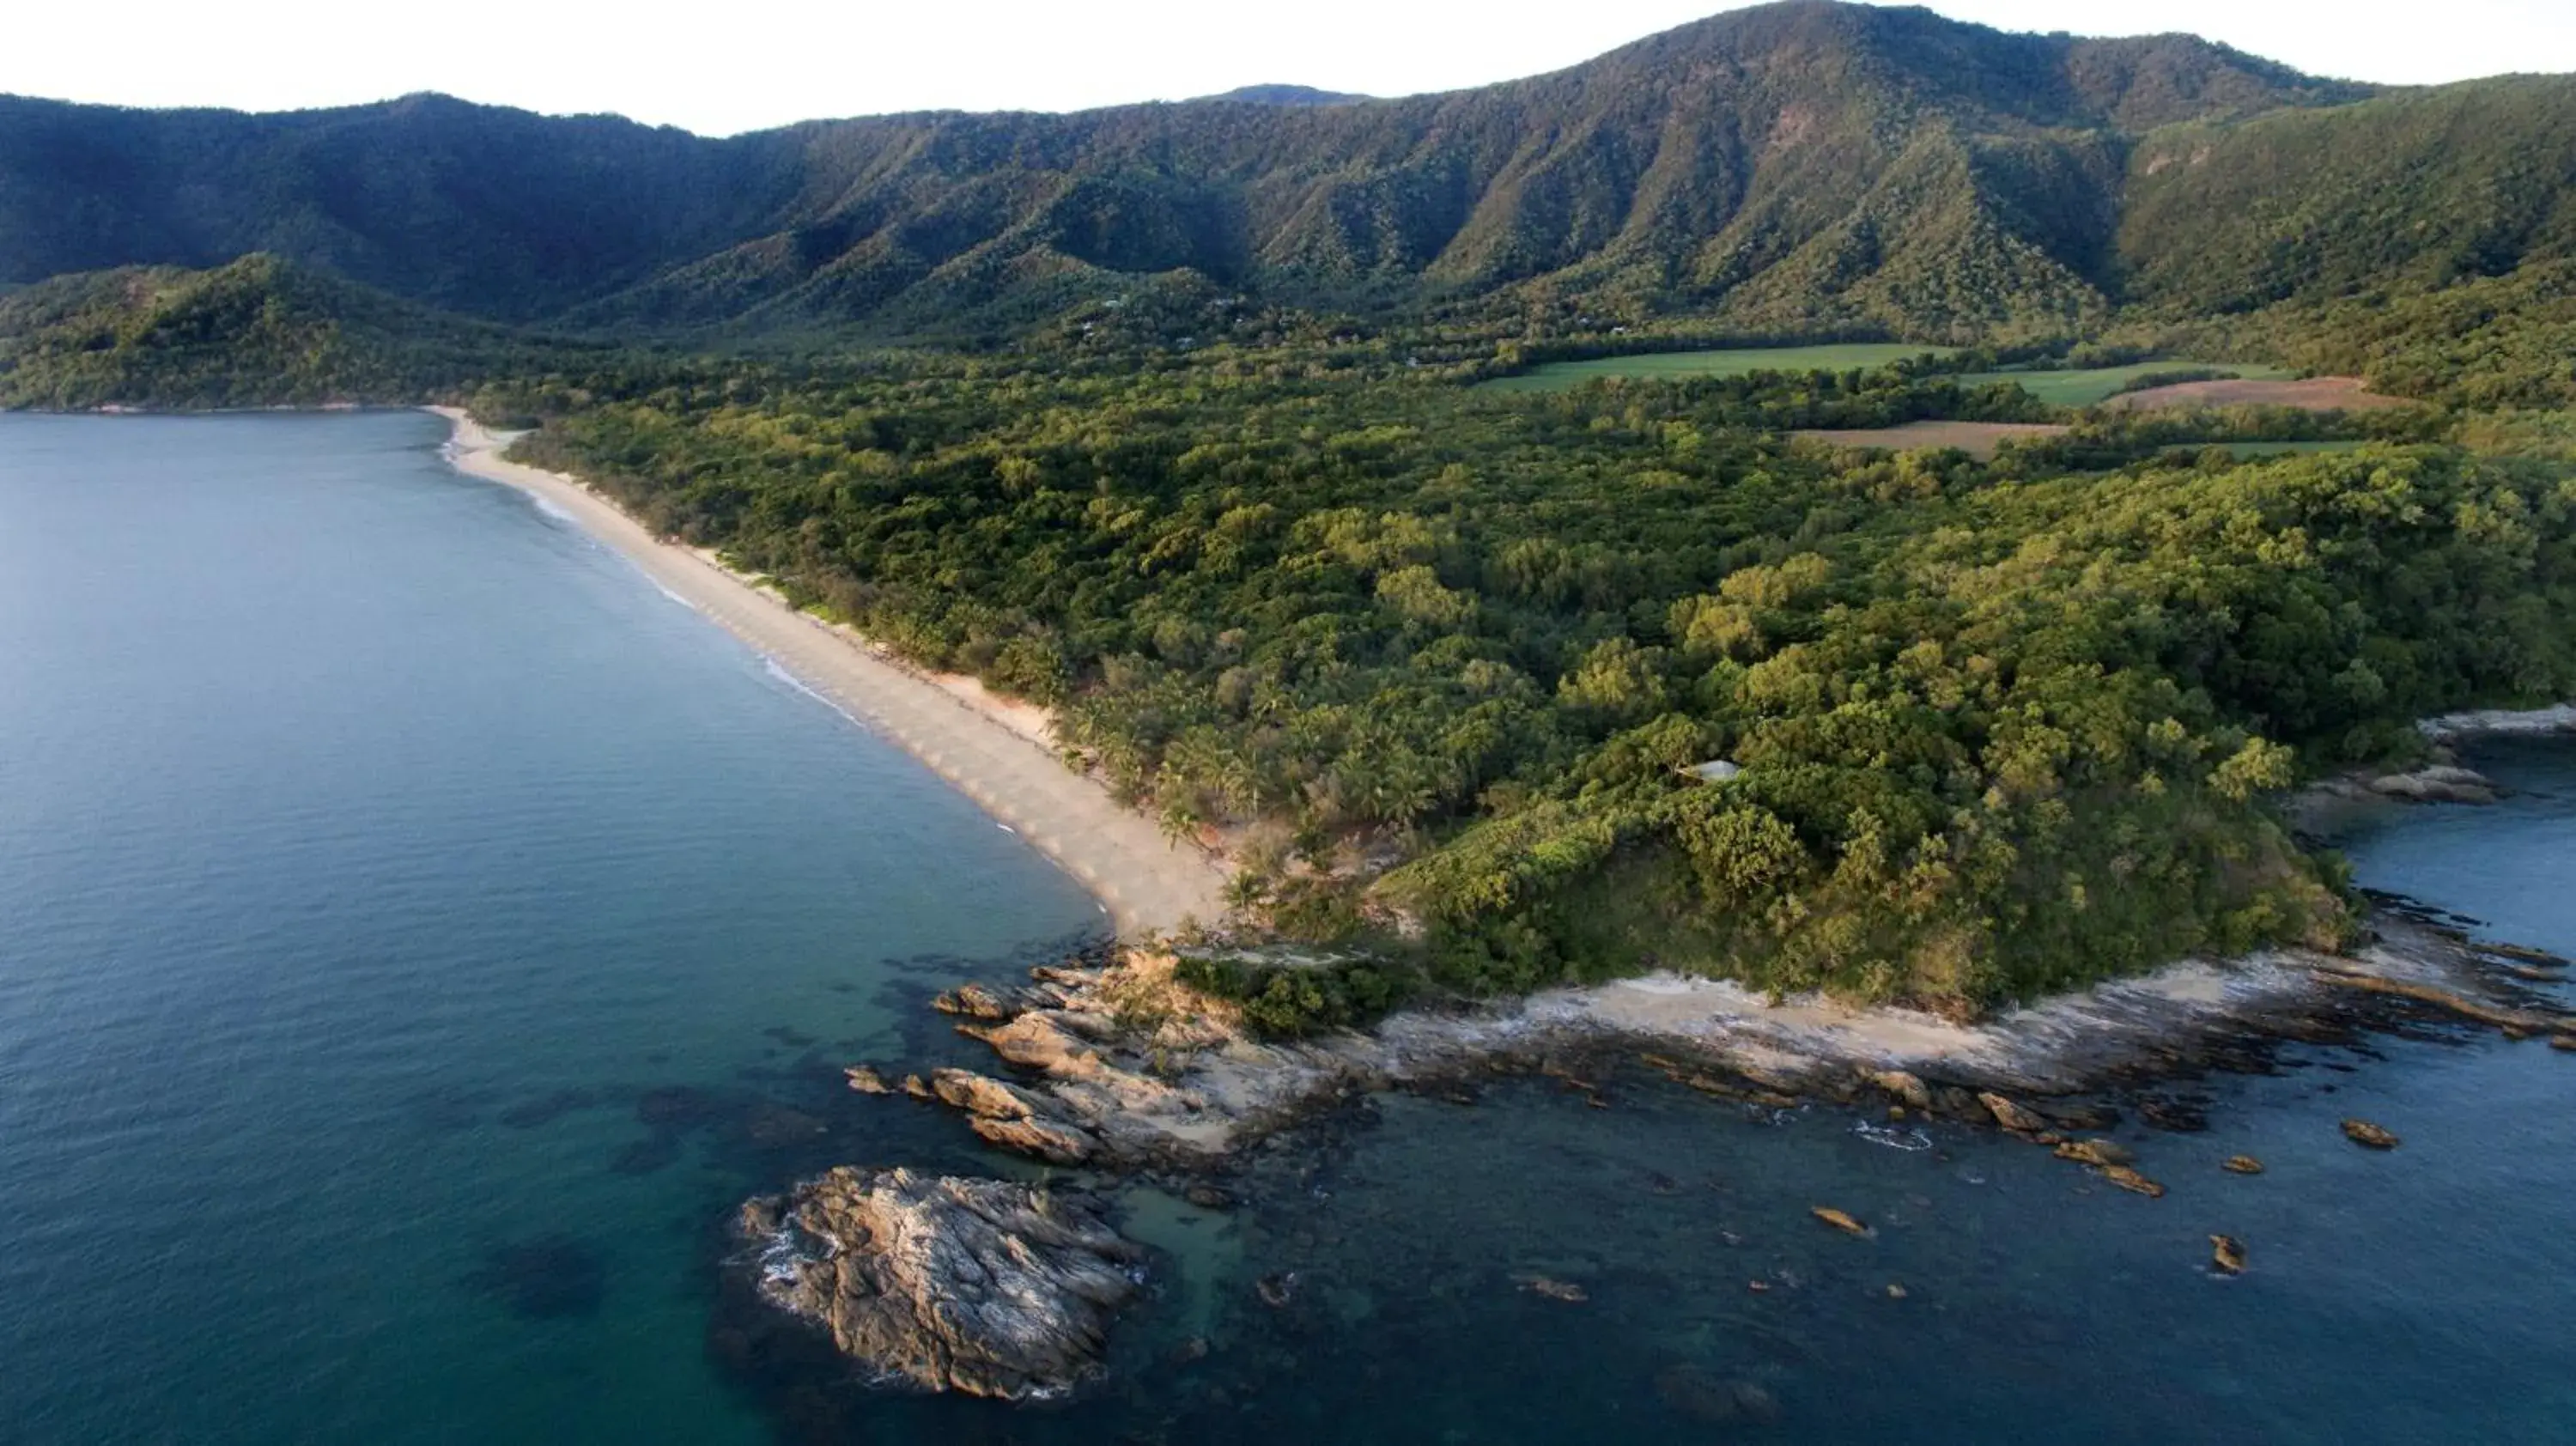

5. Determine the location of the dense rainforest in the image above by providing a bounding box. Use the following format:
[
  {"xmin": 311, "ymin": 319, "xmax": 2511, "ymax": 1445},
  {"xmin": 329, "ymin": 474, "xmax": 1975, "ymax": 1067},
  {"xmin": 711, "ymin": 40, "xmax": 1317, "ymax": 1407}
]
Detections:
[
  {"xmin": 0, "ymin": 0, "xmax": 2494, "ymax": 342},
  {"xmin": 447, "ymin": 348, "xmax": 2565, "ymax": 1024},
  {"xmin": 9, "ymin": 1, "xmax": 2576, "ymax": 1025}
]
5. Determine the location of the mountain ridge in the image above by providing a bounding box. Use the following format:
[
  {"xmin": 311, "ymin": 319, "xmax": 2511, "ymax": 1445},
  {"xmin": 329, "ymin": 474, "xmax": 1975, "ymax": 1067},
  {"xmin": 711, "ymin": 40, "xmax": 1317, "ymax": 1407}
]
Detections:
[
  {"xmin": 1190, "ymin": 85, "xmax": 1373, "ymax": 107},
  {"xmin": 0, "ymin": 2, "xmax": 2563, "ymax": 343}
]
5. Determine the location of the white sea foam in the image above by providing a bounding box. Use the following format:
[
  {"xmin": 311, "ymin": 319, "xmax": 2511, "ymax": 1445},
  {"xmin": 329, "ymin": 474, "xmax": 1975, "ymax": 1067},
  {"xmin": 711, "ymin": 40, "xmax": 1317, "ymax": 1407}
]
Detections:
[
  {"xmin": 761, "ymin": 656, "xmax": 875, "ymax": 734},
  {"xmin": 1854, "ymin": 1121, "xmax": 1934, "ymax": 1151},
  {"xmin": 753, "ymin": 1226, "xmax": 818, "ymax": 1308},
  {"xmin": 529, "ymin": 493, "xmax": 580, "ymax": 524}
]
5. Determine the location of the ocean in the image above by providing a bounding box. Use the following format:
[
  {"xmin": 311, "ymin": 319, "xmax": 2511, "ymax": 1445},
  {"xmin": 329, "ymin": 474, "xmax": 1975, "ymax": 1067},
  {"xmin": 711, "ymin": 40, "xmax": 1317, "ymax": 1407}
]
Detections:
[{"xmin": 3, "ymin": 411, "xmax": 2570, "ymax": 1444}]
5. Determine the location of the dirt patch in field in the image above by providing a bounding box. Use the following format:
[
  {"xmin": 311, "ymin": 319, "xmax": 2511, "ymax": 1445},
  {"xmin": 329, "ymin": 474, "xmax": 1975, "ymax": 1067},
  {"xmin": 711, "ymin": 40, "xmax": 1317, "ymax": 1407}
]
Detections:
[
  {"xmin": 2102, "ymin": 375, "xmax": 2411, "ymax": 412},
  {"xmin": 1792, "ymin": 421, "xmax": 2071, "ymax": 459}
]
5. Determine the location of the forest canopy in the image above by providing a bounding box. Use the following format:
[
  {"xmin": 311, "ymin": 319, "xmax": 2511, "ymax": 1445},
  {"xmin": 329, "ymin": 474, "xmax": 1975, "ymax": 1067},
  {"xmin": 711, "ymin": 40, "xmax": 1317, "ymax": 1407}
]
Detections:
[{"xmin": 457, "ymin": 343, "xmax": 2576, "ymax": 1021}]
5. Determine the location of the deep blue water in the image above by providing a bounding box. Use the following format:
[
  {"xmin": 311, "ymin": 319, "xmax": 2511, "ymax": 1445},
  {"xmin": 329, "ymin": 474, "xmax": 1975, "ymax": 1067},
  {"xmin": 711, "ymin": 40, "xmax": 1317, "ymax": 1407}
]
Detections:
[{"xmin": 5, "ymin": 411, "xmax": 2575, "ymax": 1445}]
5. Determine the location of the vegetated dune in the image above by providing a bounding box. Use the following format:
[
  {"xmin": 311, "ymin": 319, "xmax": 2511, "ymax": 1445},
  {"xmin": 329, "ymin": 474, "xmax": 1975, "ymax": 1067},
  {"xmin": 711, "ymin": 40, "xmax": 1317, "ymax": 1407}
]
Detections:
[
  {"xmin": 2103, "ymin": 376, "xmax": 2411, "ymax": 411},
  {"xmin": 1791, "ymin": 421, "xmax": 2071, "ymax": 459}
]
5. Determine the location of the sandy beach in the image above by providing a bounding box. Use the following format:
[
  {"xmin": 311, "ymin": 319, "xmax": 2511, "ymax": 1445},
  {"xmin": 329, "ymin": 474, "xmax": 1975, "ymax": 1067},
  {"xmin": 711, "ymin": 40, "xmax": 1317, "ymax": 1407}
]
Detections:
[{"xmin": 429, "ymin": 406, "xmax": 1229, "ymax": 936}]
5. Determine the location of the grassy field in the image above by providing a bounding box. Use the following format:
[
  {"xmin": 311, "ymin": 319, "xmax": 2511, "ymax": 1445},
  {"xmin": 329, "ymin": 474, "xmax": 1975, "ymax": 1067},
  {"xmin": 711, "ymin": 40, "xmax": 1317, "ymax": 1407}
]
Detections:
[
  {"xmin": 1480, "ymin": 343, "xmax": 1957, "ymax": 392},
  {"xmin": 1959, "ymin": 362, "xmax": 2297, "ymax": 408}
]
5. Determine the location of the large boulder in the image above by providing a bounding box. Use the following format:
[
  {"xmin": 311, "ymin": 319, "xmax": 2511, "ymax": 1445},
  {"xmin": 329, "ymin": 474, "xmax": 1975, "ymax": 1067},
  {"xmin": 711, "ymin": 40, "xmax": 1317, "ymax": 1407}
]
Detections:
[{"xmin": 739, "ymin": 1166, "xmax": 1143, "ymax": 1400}]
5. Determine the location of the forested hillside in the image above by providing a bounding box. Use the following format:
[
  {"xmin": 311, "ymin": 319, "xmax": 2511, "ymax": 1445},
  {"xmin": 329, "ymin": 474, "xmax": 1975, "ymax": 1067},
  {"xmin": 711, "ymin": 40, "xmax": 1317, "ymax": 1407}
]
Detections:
[
  {"xmin": 0, "ymin": 2, "xmax": 2409, "ymax": 342},
  {"xmin": 0, "ymin": 255, "xmax": 579, "ymax": 409},
  {"xmin": 2121, "ymin": 78, "xmax": 2576, "ymax": 313}
]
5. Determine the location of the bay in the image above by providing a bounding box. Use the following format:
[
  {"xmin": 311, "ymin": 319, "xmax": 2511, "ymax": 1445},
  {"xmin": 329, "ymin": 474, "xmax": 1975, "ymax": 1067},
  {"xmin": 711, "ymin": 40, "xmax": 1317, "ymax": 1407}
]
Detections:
[{"xmin": 0, "ymin": 412, "xmax": 1102, "ymax": 1445}]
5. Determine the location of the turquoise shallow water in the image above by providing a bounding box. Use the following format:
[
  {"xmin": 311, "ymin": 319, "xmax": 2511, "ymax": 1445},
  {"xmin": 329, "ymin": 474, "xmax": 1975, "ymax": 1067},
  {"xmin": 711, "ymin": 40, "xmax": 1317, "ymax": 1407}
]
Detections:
[
  {"xmin": 6, "ymin": 412, "xmax": 2575, "ymax": 1444},
  {"xmin": 0, "ymin": 413, "xmax": 1103, "ymax": 1444}
]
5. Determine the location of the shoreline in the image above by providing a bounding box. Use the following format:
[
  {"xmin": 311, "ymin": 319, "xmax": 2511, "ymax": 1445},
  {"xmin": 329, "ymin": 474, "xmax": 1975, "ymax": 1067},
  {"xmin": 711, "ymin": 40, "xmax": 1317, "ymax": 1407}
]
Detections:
[
  {"xmin": 884, "ymin": 912, "xmax": 2568, "ymax": 1180},
  {"xmin": 427, "ymin": 406, "xmax": 1230, "ymax": 937},
  {"xmin": 417, "ymin": 401, "xmax": 2576, "ymax": 1158},
  {"xmin": 887, "ymin": 727, "xmax": 2576, "ymax": 1179}
]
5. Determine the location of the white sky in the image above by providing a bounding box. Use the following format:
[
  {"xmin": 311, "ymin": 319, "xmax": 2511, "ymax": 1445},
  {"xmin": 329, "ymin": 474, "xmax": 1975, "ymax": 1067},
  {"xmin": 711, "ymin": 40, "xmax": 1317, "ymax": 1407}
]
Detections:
[{"xmin": 8, "ymin": 1, "xmax": 2572, "ymax": 136}]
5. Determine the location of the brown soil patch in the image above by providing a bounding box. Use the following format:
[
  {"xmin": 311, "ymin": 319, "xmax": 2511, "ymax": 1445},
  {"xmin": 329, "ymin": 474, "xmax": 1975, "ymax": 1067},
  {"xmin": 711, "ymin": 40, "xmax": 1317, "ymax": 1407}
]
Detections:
[
  {"xmin": 1793, "ymin": 421, "xmax": 2071, "ymax": 459},
  {"xmin": 2103, "ymin": 376, "xmax": 2411, "ymax": 412}
]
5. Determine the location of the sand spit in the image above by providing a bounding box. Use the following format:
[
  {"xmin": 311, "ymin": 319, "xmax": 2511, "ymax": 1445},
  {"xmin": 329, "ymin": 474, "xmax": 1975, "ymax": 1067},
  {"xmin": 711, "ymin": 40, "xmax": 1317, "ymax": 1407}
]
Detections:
[{"xmin": 428, "ymin": 407, "xmax": 1228, "ymax": 936}]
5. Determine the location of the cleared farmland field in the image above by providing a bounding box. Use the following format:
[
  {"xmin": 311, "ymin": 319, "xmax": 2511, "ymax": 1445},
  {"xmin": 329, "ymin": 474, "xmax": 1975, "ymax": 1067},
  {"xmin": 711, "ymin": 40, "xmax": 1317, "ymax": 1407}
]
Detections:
[
  {"xmin": 1791, "ymin": 421, "xmax": 2071, "ymax": 459},
  {"xmin": 2105, "ymin": 376, "xmax": 2410, "ymax": 411},
  {"xmin": 1480, "ymin": 343, "xmax": 1956, "ymax": 392},
  {"xmin": 1958, "ymin": 362, "xmax": 2297, "ymax": 407}
]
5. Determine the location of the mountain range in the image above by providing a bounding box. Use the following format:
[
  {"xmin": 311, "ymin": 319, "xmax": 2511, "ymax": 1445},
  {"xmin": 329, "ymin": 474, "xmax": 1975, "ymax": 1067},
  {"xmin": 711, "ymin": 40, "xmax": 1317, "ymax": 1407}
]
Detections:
[{"xmin": 3, "ymin": 1, "xmax": 2573, "ymax": 343}]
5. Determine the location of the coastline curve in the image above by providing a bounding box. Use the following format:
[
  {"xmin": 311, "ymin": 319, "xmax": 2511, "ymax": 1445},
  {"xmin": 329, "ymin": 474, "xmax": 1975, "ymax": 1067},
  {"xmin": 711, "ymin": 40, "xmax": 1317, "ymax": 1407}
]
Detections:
[{"xmin": 429, "ymin": 406, "xmax": 1230, "ymax": 936}]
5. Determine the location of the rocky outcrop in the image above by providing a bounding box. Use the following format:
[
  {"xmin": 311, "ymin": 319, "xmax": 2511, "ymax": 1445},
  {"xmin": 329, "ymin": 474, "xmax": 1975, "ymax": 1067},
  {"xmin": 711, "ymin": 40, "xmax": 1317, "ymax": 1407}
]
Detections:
[
  {"xmin": 927, "ymin": 1066, "xmax": 1040, "ymax": 1120},
  {"xmin": 2100, "ymin": 1165, "xmax": 2166, "ymax": 1198},
  {"xmin": 1810, "ymin": 1206, "xmax": 1873, "ymax": 1236},
  {"xmin": 1979, "ymin": 1091, "xmax": 2051, "ymax": 1134},
  {"xmin": 2418, "ymin": 703, "xmax": 2576, "ymax": 744},
  {"xmin": 2358, "ymin": 763, "xmax": 2500, "ymax": 805},
  {"xmin": 1866, "ymin": 1069, "xmax": 1933, "ymax": 1110},
  {"xmin": 932, "ymin": 983, "xmax": 1022, "ymax": 1020},
  {"xmin": 866, "ymin": 913, "xmax": 2556, "ymax": 1182},
  {"xmin": 2312, "ymin": 968, "xmax": 2568, "ymax": 1032},
  {"xmin": 967, "ymin": 1115, "xmax": 1099, "ymax": 1165},
  {"xmin": 737, "ymin": 1166, "xmax": 1142, "ymax": 1400},
  {"xmin": 914, "ymin": 950, "xmax": 1382, "ymax": 1171},
  {"xmin": 2053, "ymin": 1139, "xmax": 2136, "ymax": 1168}
]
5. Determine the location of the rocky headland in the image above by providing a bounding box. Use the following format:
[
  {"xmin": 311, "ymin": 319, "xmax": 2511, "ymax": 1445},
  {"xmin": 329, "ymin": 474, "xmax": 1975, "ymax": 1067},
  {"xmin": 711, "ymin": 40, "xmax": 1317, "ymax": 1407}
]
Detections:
[
  {"xmin": 737, "ymin": 1166, "xmax": 1144, "ymax": 1400},
  {"xmin": 743, "ymin": 706, "xmax": 2576, "ymax": 1400},
  {"xmin": 872, "ymin": 914, "xmax": 2571, "ymax": 1191},
  {"xmin": 748, "ymin": 897, "xmax": 2571, "ymax": 1401}
]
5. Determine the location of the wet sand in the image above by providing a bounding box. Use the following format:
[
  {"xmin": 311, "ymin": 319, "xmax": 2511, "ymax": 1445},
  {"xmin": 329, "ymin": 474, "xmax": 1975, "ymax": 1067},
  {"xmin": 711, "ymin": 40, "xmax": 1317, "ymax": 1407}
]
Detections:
[{"xmin": 430, "ymin": 407, "xmax": 1229, "ymax": 936}]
